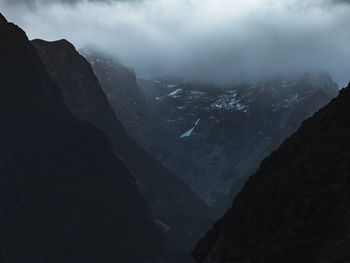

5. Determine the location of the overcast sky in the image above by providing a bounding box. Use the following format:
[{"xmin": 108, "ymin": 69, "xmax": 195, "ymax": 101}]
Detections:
[{"xmin": 1, "ymin": 0, "xmax": 350, "ymax": 85}]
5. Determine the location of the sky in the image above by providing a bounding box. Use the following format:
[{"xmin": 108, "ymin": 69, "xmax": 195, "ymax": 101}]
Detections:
[{"xmin": 0, "ymin": 0, "xmax": 350, "ymax": 86}]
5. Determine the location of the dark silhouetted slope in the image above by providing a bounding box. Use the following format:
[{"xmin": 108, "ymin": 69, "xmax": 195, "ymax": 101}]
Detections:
[
  {"xmin": 33, "ymin": 39, "xmax": 214, "ymax": 262},
  {"xmin": 193, "ymin": 83, "xmax": 350, "ymax": 262},
  {"xmin": 0, "ymin": 14, "xmax": 163, "ymax": 263}
]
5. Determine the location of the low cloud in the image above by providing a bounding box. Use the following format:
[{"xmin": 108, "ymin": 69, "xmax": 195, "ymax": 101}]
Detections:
[{"xmin": 1, "ymin": 0, "xmax": 350, "ymax": 85}]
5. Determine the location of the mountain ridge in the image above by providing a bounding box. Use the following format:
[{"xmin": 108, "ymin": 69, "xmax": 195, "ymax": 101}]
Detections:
[
  {"xmin": 33, "ymin": 38, "xmax": 214, "ymax": 262},
  {"xmin": 0, "ymin": 13, "xmax": 164, "ymax": 262}
]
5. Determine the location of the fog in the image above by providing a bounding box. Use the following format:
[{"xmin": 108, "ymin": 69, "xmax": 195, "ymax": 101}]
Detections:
[{"xmin": 1, "ymin": 0, "xmax": 350, "ymax": 85}]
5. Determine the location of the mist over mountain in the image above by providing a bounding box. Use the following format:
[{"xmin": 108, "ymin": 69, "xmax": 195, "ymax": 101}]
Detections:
[
  {"xmin": 1, "ymin": 0, "xmax": 350, "ymax": 85},
  {"xmin": 137, "ymin": 73, "xmax": 338, "ymax": 215},
  {"xmin": 1, "ymin": 0, "xmax": 350, "ymax": 261},
  {"xmin": 31, "ymin": 38, "xmax": 213, "ymax": 262}
]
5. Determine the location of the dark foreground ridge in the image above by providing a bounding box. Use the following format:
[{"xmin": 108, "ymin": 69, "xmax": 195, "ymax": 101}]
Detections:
[
  {"xmin": 193, "ymin": 83, "xmax": 350, "ymax": 262},
  {"xmin": 0, "ymin": 14, "xmax": 164, "ymax": 262}
]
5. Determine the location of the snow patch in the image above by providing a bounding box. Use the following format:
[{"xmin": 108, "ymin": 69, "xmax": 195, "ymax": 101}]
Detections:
[
  {"xmin": 180, "ymin": 119, "xmax": 201, "ymax": 139},
  {"xmin": 190, "ymin": 90, "xmax": 205, "ymax": 97},
  {"xmin": 210, "ymin": 90, "xmax": 248, "ymax": 112},
  {"xmin": 167, "ymin": 88, "xmax": 182, "ymax": 97},
  {"xmin": 180, "ymin": 127, "xmax": 195, "ymax": 138}
]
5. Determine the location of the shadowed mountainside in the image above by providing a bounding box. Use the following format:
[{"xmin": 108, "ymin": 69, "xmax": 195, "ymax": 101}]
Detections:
[
  {"xmin": 33, "ymin": 38, "xmax": 214, "ymax": 262},
  {"xmin": 81, "ymin": 48, "xmax": 202, "ymax": 208},
  {"xmin": 0, "ymin": 13, "xmax": 163, "ymax": 263},
  {"xmin": 193, "ymin": 83, "xmax": 350, "ymax": 262}
]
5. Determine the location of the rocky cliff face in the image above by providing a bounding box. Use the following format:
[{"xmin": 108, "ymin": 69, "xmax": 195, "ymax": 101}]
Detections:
[
  {"xmin": 140, "ymin": 75, "xmax": 338, "ymax": 214},
  {"xmin": 193, "ymin": 83, "xmax": 350, "ymax": 263},
  {"xmin": 81, "ymin": 48, "xmax": 155, "ymax": 151},
  {"xmin": 0, "ymin": 14, "xmax": 163, "ymax": 263},
  {"xmin": 33, "ymin": 40, "xmax": 214, "ymax": 262}
]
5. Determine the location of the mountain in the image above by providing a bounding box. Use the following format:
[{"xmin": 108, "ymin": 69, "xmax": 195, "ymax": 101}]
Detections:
[
  {"xmin": 80, "ymin": 48, "xmax": 160, "ymax": 154},
  {"xmin": 192, "ymin": 83, "xmax": 350, "ymax": 263},
  {"xmin": 82, "ymin": 48, "xmax": 202, "ymax": 196},
  {"xmin": 0, "ymin": 13, "xmax": 163, "ymax": 262},
  {"xmin": 139, "ymin": 76, "xmax": 338, "ymax": 213},
  {"xmin": 32, "ymin": 39, "xmax": 214, "ymax": 262}
]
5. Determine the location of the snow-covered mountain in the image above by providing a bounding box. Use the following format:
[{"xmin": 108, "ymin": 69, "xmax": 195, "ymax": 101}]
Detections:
[{"xmin": 139, "ymin": 73, "xmax": 338, "ymax": 213}]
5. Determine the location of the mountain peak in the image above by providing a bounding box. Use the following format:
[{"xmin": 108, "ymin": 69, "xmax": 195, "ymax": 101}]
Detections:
[
  {"xmin": 0, "ymin": 13, "xmax": 7, "ymax": 24},
  {"xmin": 0, "ymin": 15, "xmax": 165, "ymax": 263},
  {"xmin": 33, "ymin": 38, "xmax": 76, "ymax": 49}
]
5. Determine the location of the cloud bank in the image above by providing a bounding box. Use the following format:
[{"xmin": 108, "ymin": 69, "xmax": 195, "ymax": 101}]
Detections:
[{"xmin": 1, "ymin": 0, "xmax": 350, "ymax": 85}]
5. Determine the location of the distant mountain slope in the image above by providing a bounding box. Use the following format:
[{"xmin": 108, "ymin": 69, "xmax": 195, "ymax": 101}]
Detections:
[
  {"xmin": 82, "ymin": 49, "xmax": 202, "ymax": 197},
  {"xmin": 81, "ymin": 48, "xmax": 155, "ymax": 151},
  {"xmin": 33, "ymin": 39, "xmax": 214, "ymax": 262},
  {"xmin": 140, "ymin": 76, "xmax": 338, "ymax": 213},
  {"xmin": 193, "ymin": 83, "xmax": 350, "ymax": 263},
  {"xmin": 0, "ymin": 13, "xmax": 163, "ymax": 262}
]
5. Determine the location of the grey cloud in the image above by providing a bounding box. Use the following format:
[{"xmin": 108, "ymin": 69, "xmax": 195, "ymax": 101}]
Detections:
[
  {"xmin": 333, "ymin": 0, "xmax": 350, "ymax": 3},
  {"xmin": 3, "ymin": 0, "xmax": 137, "ymax": 6},
  {"xmin": 0, "ymin": 0, "xmax": 349, "ymax": 86}
]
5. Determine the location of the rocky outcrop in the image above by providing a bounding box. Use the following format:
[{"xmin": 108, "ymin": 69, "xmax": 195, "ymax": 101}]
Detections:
[
  {"xmin": 140, "ymin": 76, "xmax": 338, "ymax": 214},
  {"xmin": 193, "ymin": 83, "xmax": 350, "ymax": 263},
  {"xmin": 33, "ymin": 39, "xmax": 214, "ymax": 262},
  {"xmin": 81, "ymin": 48, "xmax": 154, "ymax": 151},
  {"xmin": 0, "ymin": 14, "xmax": 163, "ymax": 263}
]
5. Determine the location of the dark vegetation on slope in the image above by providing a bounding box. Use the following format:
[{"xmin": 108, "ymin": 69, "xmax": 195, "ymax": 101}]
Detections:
[{"xmin": 193, "ymin": 84, "xmax": 350, "ymax": 263}]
